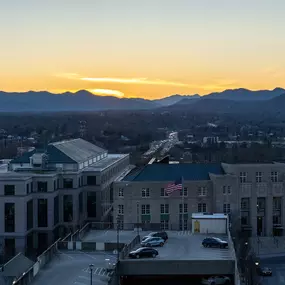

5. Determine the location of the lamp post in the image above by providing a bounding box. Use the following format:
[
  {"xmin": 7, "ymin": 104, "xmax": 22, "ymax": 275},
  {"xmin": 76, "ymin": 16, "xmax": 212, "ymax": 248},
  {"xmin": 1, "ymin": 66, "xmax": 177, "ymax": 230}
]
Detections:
[{"xmin": 89, "ymin": 264, "xmax": 94, "ymax": 285}]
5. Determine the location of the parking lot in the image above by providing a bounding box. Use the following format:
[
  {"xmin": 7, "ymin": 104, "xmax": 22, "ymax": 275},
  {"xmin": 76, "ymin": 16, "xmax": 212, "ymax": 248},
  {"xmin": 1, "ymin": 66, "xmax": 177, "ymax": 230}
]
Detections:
[
  {"xmin": 30, "ymin": 251, "xmax": 116, "ymax": 285},
  {"xmin": 260, "ymin": 256, "xmax": 285, "ymax": 285},
  {"xmin": 126, "ymin": 232, "xmax": 234, "ymax": 261}
]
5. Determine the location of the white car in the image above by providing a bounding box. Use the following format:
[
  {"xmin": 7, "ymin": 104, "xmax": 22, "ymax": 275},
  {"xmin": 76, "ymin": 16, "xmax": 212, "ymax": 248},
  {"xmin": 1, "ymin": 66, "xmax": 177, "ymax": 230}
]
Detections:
[{"xmin": 201, "ymin": 275, "xmax": 231, "ymax": 285}]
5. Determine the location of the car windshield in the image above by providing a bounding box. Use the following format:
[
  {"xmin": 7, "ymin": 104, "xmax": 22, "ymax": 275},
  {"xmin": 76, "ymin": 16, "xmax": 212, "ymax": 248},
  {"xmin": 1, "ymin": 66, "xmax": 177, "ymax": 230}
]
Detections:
[{"xmin": 214, "ymin": 238, "xmax": 223, "ymax": 242}]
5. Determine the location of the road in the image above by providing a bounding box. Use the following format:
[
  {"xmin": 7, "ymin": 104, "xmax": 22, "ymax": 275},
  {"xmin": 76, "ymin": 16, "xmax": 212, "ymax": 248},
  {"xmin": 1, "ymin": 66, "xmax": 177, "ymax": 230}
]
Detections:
[{"xmin": 260, "ymin": 256, "xmax": 285, "ymax": 285}]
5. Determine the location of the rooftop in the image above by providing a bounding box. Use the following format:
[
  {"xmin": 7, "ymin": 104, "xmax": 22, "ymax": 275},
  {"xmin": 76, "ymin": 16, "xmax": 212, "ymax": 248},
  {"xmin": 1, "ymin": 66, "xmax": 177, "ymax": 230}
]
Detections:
[
  {"xmin": 30, "ymin": 251, "xmax": 115, "ymax": 285},
  {"xmin": 127, "ymin": 232, "xmax": 234, "ymax": 261},
  {"xmin": 123, "ymin": 163, "xmax": 224, "ymax": 181},
  {"xmin": 84, "ymin": 154, "xmax": 128, "ymax": 172},
  {"xmin": 10, "ymin": 138, "xmax": 107, "ymax": 165}
]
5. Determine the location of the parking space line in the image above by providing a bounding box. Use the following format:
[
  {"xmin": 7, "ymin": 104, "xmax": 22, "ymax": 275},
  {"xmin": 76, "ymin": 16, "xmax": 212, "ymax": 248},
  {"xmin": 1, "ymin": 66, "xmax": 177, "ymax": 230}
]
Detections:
[
  {"xmin": 99, "ymin": 268, "xmax": 105, "ymax": 275},
  {"xmin": 78, "ymin": 275, "xmax": 89, "ymax": 280},
  {"xmin": 80, "ymin": 251, "xmax": 97, "ymax": 260},
  {"xmin": 95, "ymin": 268, "xmax": 100, "ymax": 274},
  {"xmin": 56, "ymin": 250, "xmax": 74, "ymax": 260}
]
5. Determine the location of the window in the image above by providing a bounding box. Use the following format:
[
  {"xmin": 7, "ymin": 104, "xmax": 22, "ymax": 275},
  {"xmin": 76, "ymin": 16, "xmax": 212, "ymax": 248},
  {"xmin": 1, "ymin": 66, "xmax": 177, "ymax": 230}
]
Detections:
[
  {"xmin": 198, "ymin": 203, "xmax": 207, "ymax": 213},
  {"xmin": 241, "ymin": 198, "xmax": 249, "ymax": 210},
  {"xmin": 273, "ymin": 197, "xmax": 281, "ymax": 210},
  {"xmin": 239, "ymin": 172, "xmax": 247, "ymax": 183},
  {"xmin": 271, "ymin": 171, "xmax": 278, "ymax": 182},
  {"xmin": 79, "ymin": 192, "xmax": 83, "ymax": 214},
  {"xmin": 4, "ymin": 185, "xmax": 15, "ymax": 195},
  {"xmin": 160, "ymin": 204, "xmax": 169, "ymax": 214},
  {"xmin": 78, "ymin": 178, "xmax": 81, "ymax": 187},
  {"xmin": 5, "ymin": 203, "xmax": 15, "ymax": 232},
  {"xmin": 87, "ymin": 176, "xmax": 97, "ymax": 185},
  {"xmin": 179, "ymin": 216, "xmax": 188, "ymax": 230},
  {"xmin": 54, "ymin": 180, "xmax": 56, "ymax": 191},
  {"xmin": 54, "ymin": 196, "xmax": 59, "ymax": 226},
  {"xmin": 141, "ymin": 204, "xmax": 150, "ymax": 215},
  {"xmin": 118, "ymin": 188, "xmax": 124, "ymax": 197},
  {"xmin": 179, "ymin": 203, "xmax": 188, "ymax": 213},
  {"xmin": 223, "ymin": 203, "xmax": 231, "ymax": 214},
  {"xmin": 37, "ymin": 181, "xmax": 48, "ymax": 192},
  {"xmin": 141, "ymin": 188, "xmax": 150, "ymax": 197},
  {"xmin": 26, "ymin": 184, "xmax": 30, "ymax": 194},
  {"xmin": 160, "ymin": 220, "xmax": 169, "ymax": 230},
  {"xmin": 257, "ymin": 198, "xmax": 265, "ymax": 212},
  {"xmin": 87, "ymin": 192, "xmax": 96, "ymax": 218},
  {"xmin": 26, "ymin": 200, "xmax": 33, "ymax": 230},
  {"xmin": 118, "ymin": 204, "xmax": 124, "ymax": 215},
  {"xmin": 198, "ymin": 186, "xmax": 207, "ymax": 196},
  {"xmin": 223, "ymin": 186, "xmax": 231, "ymax": 195},
  {"xmin": 180, "ymin": 187, "xmax": 188, "ymax": 196},
  {"xmin": 273, "ymin": 215, "xmax": 281, "ymax": 225},
  {"xmin": 63, "ymin": 178, "xmax": 73, "ymax": 189},
  {"xmin": 241, "ymin": 212, "xmax": 249, "ymax": 225},
  {"xmin": 63, "ymin": 195, "xmax": 73, "ymax": 222},
  {"xmin": 38, "ymin": 199, "xmax": 48, "ymax": 227},
  {"xmin": 256, "ymin": 172, "xmax": 262, "ymax": 183},
  {"xmin": 160, "ymin": 188, "xmax": 168, "ymax": 197}
]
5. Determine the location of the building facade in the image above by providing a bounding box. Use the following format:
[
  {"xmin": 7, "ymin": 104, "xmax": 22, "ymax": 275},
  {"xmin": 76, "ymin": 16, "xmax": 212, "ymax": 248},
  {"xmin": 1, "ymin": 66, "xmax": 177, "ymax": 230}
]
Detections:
[
  {"xmin": 113, "ymin": 162, "xmax": 285, "ymax": 237},
  {"xmin": 0, "ymin": 138, "xmax": 130, "ymax": 258}
]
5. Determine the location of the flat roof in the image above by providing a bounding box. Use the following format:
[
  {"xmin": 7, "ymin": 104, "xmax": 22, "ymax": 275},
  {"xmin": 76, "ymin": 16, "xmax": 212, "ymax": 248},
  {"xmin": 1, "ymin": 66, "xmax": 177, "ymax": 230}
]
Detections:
[
  {"xmin": 83, "ymin": 230, "xmax": 234, "ymax": 261},
  {"xmin": 83, "ymin": 154, "xmax": 128, "ymax": 172},
  {"xmin": 192, "ymin": 213, "xmax": 228, "ymax": 219},
  {"xmin": 82, "ymin": 229, "xmax": 138, "ymax": 244},
  {"xmin": 126, "ymin": 232, "xmax": 234, "ymax": 261},
  {"xmin": 30, "ymin": 251, "xmax": 116, "ymax": 285}
]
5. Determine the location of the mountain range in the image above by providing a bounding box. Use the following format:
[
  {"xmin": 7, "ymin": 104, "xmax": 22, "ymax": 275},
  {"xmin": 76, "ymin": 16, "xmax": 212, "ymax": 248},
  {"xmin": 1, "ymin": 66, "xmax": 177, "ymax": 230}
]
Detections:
[{"xmin": 0, "ymin": 88, "xmax": 285, "ymax": 112}]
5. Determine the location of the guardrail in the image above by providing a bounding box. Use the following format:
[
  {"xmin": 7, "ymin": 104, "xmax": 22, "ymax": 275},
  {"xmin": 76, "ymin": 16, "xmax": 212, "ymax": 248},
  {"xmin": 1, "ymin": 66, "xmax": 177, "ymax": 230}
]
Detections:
[
  {"xmin": 11, "ymin": 238, "xmax": 61, "ymax": 285},
  {"xmin": 120, "ymin": 235, "xmax": 140, "ymax": 259}
]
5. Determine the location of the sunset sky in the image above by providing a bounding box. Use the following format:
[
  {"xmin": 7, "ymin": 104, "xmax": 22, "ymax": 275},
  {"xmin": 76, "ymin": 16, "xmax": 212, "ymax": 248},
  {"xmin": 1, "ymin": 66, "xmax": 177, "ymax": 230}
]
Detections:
[{"xmin": 1, "ymin": 0, "xmax": 285, "ymax": 99}]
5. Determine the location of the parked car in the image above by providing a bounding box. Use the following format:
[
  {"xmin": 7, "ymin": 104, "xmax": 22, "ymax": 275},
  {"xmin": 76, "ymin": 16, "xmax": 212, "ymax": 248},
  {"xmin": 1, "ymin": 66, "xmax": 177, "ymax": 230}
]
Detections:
[
  {"xmin": 141, "ymin": 231, "xmax": 168, "ymax": 242},
  {"xmin": 259, "ymin": 267, "xmax": 272, "ymax": 276},
  {"xmin": 141, "ymin": 237, "xmax": 165, "ymax": 247},
  {"xmin": 128, "ymin": 247, "xmax": 159, "ymax": 259},
  {"xmin": 202, "ymin": 237, "xmax": 228, "ymax": 248},
  {"xmin": 201, "ymin": 275, "xmax": 231, "ymax": 285}
]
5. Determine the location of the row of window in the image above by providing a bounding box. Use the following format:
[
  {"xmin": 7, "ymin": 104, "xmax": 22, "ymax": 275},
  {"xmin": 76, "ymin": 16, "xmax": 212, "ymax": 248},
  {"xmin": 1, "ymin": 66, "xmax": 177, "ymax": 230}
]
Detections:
[
  {"xmin": 3, "ymin": 192, "xmax": 94, "ymax": 233},
  {"xmin": 2, "ymin": 176, "xmax": 98, "ymax": 195},
  {"xmin": 241, "ymin": 197, "xmax": 282, "ymax": 210},
  {"xmin": 240, "ymin": 171, "xmax": 279, "ymax": 183},
  {"xmin": 118, "ymin": 203, "xmax": 231, "ymax": 215},
  {"xmin": 119, "ymin": 187, "xmax": 209, "ymax": 198}
]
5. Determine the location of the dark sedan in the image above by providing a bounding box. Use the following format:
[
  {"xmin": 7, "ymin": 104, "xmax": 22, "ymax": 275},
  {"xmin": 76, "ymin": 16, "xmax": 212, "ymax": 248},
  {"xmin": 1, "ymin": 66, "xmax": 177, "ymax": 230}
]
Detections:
[
  {"xmin": 202, "ymin": 237, "xmax": 228, "ymax": 248},
  {"xmin": 128, "ymin": 247, "xmax": 159, "ymax": 259},
  {"xmin": 260, "ymin": 267, "xmax": 272, "ymax": 276}
]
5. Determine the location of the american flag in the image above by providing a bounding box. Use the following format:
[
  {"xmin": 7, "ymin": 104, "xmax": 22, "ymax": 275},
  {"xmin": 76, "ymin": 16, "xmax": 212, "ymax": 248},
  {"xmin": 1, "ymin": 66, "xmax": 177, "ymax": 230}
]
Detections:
[{"xmin": 165, "ymin": 177, "xmax": 183, "ymax": 195}]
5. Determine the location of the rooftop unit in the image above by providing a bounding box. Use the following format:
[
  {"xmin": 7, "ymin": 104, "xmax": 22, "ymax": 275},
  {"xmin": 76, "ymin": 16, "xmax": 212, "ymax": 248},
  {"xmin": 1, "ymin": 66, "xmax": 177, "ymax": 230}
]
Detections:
[{"xmin": 30, "ymin": 153, "xmax": 48, "ymax": 168}]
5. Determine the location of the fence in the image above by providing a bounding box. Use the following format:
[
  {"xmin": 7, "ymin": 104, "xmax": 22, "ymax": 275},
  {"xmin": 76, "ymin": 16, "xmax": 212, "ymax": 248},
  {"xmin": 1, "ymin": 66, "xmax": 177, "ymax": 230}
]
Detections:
[{"xmin": 12, "ymin": 238, "xmax": 61, "ymax": 285}]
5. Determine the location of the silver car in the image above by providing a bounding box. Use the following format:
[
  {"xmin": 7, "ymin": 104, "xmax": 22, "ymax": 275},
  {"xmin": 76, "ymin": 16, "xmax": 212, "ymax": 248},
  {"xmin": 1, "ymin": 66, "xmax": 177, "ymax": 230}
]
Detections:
[{"xmin": 141, "ymin": 237, "xmax": 165, "ymax": 247}]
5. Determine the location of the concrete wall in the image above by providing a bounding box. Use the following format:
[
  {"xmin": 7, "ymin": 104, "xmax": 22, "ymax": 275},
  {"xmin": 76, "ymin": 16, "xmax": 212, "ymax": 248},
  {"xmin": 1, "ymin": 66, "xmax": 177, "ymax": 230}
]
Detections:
[{"xmin": 118, "ymin": 259, "xmax": 235, "ymax": 275}]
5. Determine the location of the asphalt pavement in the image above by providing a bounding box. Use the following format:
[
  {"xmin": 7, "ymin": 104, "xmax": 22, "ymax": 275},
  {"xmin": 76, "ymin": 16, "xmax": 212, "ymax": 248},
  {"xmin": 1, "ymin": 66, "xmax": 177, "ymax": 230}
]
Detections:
[{"xmin": 260, "ymin": 256, "xmax": 285, "ymax": 285}]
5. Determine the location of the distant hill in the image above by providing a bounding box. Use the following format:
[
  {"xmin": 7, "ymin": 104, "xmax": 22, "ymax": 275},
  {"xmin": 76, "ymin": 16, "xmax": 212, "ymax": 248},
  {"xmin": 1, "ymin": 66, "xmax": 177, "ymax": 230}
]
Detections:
[
  {"xmin": 167, "ymin": 92, "xmax": 285, "ymax": 115},
  {"xmin": 154, "ymin": 94, "xmax": 200, "ymax": 106},
  {"xmin": 0, "ymin": 87, "xmax": 285, "ymax": 112},
  {"xmin": 0, "ymin": 90, "xmax": 159, "ymax": 112}
]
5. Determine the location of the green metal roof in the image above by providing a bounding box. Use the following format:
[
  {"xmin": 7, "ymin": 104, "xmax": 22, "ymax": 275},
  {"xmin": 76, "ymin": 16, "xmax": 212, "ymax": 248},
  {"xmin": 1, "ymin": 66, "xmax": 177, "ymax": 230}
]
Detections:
[{"xmin": 123, "ymin": 163, "xmax": 224, "ymax": 182}]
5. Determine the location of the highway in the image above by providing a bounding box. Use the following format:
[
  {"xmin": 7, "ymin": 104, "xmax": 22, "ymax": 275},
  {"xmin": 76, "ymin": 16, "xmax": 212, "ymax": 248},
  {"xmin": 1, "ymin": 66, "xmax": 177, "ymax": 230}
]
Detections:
[{"xmin": 260, "ymin": 256, "xmax": 285, "ymax": 285}]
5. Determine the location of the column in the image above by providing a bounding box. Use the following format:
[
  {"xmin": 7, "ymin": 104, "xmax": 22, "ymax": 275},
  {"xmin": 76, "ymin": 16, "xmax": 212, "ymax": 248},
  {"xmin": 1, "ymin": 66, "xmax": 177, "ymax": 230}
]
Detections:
[{"xmin": 266, "ymin": 197, "xmax": 273, "ymax": 236}]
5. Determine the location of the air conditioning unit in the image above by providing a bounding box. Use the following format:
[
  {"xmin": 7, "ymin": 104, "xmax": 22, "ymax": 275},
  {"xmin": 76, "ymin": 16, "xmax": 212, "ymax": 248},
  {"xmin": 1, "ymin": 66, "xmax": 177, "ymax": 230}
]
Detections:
[{"xmin": 30, "ymin": 153, "xmax": 48, "ymax": 168}]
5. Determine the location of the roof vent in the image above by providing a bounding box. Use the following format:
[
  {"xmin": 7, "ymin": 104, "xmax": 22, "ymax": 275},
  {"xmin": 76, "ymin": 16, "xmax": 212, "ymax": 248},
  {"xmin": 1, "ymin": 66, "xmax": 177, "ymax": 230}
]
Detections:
[{"xmin": 30, "ymin": 153, "xmax": 48, "ymax": 168}]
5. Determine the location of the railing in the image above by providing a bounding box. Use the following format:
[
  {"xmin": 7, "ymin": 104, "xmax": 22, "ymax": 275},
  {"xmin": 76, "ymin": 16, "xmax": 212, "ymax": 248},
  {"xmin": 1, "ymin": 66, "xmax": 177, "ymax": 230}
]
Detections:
[
  {"xmin": 12, "ymin": 238, "xmax": 61, "ymax": 285},
  {"xmin": 120, "ymin": 235, "xmax": 140, "ymax": 259}
]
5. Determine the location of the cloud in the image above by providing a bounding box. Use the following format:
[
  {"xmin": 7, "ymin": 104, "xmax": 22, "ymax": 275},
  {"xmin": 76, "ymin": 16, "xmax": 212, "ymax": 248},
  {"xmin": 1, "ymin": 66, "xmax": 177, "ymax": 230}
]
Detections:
[
  {"xmin": 55, "ymin": 73, "xmax": 189, "ymax": 87},
  {"xmin": 88, "ymin": 88, "xmax": 124, "ymax": 98}
]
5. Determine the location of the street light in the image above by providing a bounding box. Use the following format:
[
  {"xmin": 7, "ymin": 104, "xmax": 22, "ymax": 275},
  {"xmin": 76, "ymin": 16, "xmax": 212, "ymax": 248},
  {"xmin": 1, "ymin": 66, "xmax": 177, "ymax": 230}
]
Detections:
[
  {"xmin": 89, "ymin": 264, "xmax": 94, "ymax": 285},
  {"xmin": 255, "ymin": 262, "xmax": 259, "ymax": 266}
]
